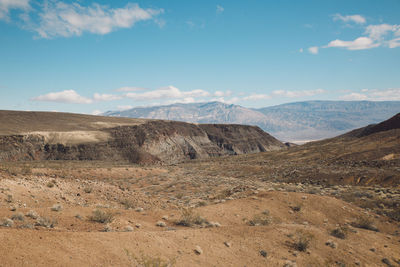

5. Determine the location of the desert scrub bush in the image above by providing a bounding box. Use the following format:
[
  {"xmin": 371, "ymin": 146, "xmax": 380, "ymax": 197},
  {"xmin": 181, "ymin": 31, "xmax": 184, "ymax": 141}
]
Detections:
[
  {"xmin": 89, "ymin": 209, "xmax": 114, "ymax": 224},
  {"xmin": 197, "ymin": 201, "xmax": 207, "ymax": 207},
  {"xmin": 330, "ymin": 226, "xmax": 348, "ymax": 239},
  {"xmin": 83, "ymin": 186, "xmax": 93, "ymax": 193},
  {"xmin": 1, "ymin": 218, "xmax": 14, "ymax": 227},
  {"xmin": 120, "ymin": 199, "xmax": 135, "ymax": 210},
  {"xmin": 35, "ymin": 217, "xmax": 57, "ymax": 228},
  {"xmin": 290, "ymin": 205, "xmax": 302, "ymax": 212},
  {"xmin": 291, "ymin": 230, "xmax": 314, "ymax": 252},
  {"xmin": 46, "ymin": 181, "xmax": 55, "ymax": 188},
  {"xmin": 11, "ymin": 212, "xmax": 25, "ymax": 221},
  {"xmin": 125, "ymin": 250, "xmax": 175, "ymax": 267},
  {"xmin": 386, "ymin": 209, "xmax": 400, "ymax": 222},
  {"xmin": 21, "ymin": 164, "xmax": 32, "ymax": 175},
  {"xmin": 5, "ymin": 194, "xmax": 13, "ymax": 203},
  {"xmin": 174, "ymin": 208, "xmax": 208, "ymax": 227},
  {"xmin": 351, "ymin": 216, "xmax": 379, "ymax": 232},
  {"xmin": 248, "ymin": 210, "xmax": 271, "ymax": 226},
  {"xmin": 51, "ymin": 204, "xmax": 63, "ymax": 212},
  {"xmin": 26, "ymin": 210, "xmax": 39, "ymax": 219}
]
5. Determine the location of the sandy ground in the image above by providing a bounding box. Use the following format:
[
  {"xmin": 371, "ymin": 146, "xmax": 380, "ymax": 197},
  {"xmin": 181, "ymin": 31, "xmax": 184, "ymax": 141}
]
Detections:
[{"xmin": 0, "ymin": 163, "xmax": 399, "ymax": 267}]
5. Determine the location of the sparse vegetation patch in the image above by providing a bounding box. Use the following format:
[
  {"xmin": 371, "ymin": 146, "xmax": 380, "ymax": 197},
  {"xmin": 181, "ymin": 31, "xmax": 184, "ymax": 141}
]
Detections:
[
  {"xmin": 174, "ymin": 208, "xmax": 209, "ymax": 227},
  {"xmin": 89, "ymin": 209, "xmax": 114, "ymax": 224}
]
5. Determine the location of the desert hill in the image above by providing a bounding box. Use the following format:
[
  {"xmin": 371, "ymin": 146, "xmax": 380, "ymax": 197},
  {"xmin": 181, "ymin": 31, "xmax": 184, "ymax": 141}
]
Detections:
[
  {"xmin": 0, "ymin": 110, "xmax": 284, "ymax": 164},
  {"xmin": 344, "ymin": 113, "xmax": 400, "ymax": 138}
]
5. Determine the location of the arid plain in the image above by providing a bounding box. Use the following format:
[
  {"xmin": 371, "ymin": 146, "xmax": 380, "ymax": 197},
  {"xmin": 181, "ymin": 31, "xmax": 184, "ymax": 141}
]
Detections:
[{"xmin": 0, "ymin": 111, "xmax": 399, "ymax": 266}]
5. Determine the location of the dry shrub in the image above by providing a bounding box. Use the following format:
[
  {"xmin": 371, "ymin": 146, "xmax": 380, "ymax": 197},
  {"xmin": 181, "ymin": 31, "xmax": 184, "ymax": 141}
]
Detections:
[
  {"xmin": 292, "ymin": 230, "xmax": 314, "ymax": 252},
  {"xmin": 89, "ymin": 209, "xmax": 114, "ymax": 224},
  {"xmin": 35, "ymin": 217, "xmax": 57, "ymax": 228},
  {"xmin": 248, "ymin": 210, "xmax": 271, "ymax": 226},
  {"xmin": 125, "ymin": 250, "xmax": 175, "ymax": 267},
  {"xmin": 175, "ymin": 208, "xmax": 208, "ymax": 227},
  {"xmin": 330, "ymin": 226, "xmax": 348, "ymax": 239},
  {"xmin": 351, "ymin": 216, "xmax": 379, "ymax": 232}
]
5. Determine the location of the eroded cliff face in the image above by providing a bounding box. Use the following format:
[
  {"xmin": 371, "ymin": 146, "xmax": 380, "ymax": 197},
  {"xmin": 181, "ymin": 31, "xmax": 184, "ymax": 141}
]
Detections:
[{"xmin": 0, "ymin": 120, "xmax": 284, "ymax": 164}]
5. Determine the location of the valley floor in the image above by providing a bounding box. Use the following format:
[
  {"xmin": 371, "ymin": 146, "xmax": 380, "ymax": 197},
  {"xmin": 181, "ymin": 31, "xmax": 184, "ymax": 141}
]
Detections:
[{"xmin": 0, "ymin": 161, "xmax": 399, "ymax": 266}]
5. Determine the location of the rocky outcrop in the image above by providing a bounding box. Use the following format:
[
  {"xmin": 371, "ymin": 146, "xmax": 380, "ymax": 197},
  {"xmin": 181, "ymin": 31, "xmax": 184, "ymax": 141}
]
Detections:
[{"xmin": 0, "ymin": 120, "xmax": 284, "ymax": 164}]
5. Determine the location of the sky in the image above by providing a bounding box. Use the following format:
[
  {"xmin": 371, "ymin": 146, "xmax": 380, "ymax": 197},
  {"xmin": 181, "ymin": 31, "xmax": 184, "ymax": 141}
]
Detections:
[{"xmin": 0, "ymin": 0, "xmax": 400, "ymax": 114}]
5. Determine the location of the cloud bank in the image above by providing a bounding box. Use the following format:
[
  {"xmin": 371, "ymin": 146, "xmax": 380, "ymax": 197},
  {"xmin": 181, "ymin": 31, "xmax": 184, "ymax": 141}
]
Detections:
[
  {"xmin": 31, "ymin": 86, "xmax": 327, "ymax": 107},
  {"xmin": 1, "ymin": 1, "xmax": 163, "ymax": 38},
  {"xmin": 308, "ymin": 14, "xmax": 400, "ymax": 53},
  {"xmin": 35, "ymin": 2, "xmax": 163, "ymax": 38},
  {"xmin": 0, "ymin": 0, "xmax": 30, "ymax": 21},
  {"xmin": 341, "ymin": 88, "xmax": 400, "ymax": 101}
]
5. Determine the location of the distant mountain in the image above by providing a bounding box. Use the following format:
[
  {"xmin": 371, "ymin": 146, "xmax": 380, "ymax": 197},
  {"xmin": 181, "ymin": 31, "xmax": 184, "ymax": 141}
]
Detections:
[{"xmin": 104, "ymin": 101, "xmax": 400, "ymax": 142}]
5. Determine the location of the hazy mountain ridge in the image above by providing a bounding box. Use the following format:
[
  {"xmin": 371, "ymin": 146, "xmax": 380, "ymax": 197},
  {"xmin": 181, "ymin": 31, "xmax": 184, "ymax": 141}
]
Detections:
[{"xmin": 104, "ymin": 101, "xmax": 400, "ymax": 142}]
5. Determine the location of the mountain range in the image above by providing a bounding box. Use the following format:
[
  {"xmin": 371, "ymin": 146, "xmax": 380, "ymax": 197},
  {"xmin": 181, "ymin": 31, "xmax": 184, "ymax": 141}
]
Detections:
[{"xmin": 104, "ymin": 100, "xmax": 400, "ymax": 142}]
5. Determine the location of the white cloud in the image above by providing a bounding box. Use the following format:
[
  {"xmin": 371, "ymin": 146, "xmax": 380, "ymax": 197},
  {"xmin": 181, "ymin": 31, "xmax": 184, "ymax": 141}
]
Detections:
[
  {"xmin": 34, "ymin": 2, "xmax": 163, "ymax": 38},
  {"xmin": 210, "ymin": 97, "xmax": 239, "ymax": 104},
  {"xmin": 216, "ymin": 5, "xmax": 224, "ymax": 14},
  {"xmin": 333, "ymin": 14, "xmax": 366, "ymax": 24},
  {"xmin": 125, "ymin": 86, "xmax": 210, "ymax": 101},
  {"xmin": 299, "ymin": 48, "xmax": 303, "ymax": 53},
  {"xmin": 32, "ymin": 90, "xmax": 93, "ymax": 104},
  {"xmin": 308, "ymin": 46, "xmax": 319, "ymax": 54},
  {"xmin": 388, "ymin": 38, "xmax": 400, "ymax": 48},
  {"xmin": 324, "ymin": 37, "xmax": 380, "ymax": 50},
  {"xmin": 243, "ymin": 94, "xmax": 271, "ymax": 101},
  {"xmin": 213, "ymin": 90, "xmax": 232, "ymax": 97},
  {"xmin": 0, "ymin": 0, "xmax": 30, "ymax": 21},
  {"xmin": 91, "ymin": 110, "xmax": 102, "ymax": 115},
  {"xmin": 311, "ymin": 17, "xmax": 400, "ymax": 53},
  {"xmin": 117, "ymin": 105, "xmax": 133, "ymax": 110},
  {"xmin": 365, "ymin": 24, "xmax": 400, "ymax": 40},
  {"xmin": 115, "ymin": 86, "xmax": 147, "ymax": 92},
  {"xmin": 272, "ymin": 89, "xmax": 325, "ymax": 98},
  {"xmin": 32, "ymin": 90, "xmax": 122, "ymax": 104},
  {"xmin": 340, "ymin": 92, "xmax": 368, "ymax": 101},
  {"xmin": 93, "ymin": 93, "xmax": 121, "ymax": 101},
  {"xmin": 341, "ymin": 88, "xmax": 400, "ymax": 101}
]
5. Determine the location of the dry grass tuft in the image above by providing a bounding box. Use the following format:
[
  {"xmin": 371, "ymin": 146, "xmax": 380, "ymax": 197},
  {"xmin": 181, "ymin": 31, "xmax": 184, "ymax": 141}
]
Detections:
[
  {"xmin": 174, "ymin": 208, "xmax": 208, "ymax": 227},
  {"xmin": 88, "ymin": 209, "xmax": 114, "ymax": 224}
]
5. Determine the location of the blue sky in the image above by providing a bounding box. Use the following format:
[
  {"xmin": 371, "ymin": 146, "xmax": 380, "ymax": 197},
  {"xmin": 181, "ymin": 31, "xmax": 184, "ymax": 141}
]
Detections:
[{"xmin": 1, "ymin": 0, "xmax": 400, "ymax": 114}]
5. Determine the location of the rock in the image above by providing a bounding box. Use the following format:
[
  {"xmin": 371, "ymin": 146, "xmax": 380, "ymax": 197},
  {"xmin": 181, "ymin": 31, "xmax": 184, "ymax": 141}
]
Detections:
[
  {"xmin": 135, "ymin": 223, "xmax": 141, "ymax": 228},
  {"xmin": 325, "ymin": 240, "xmax": 337, "ymax": 249},
  {"xmin": 1, "ymin": 218, "xmax": 13, "ymax": 227},
  {"xmin": 194, "ymin": 246, "xmax": 203, "ymax": 255},
  {"xmin": 124, "ymin": 226, "xmax": 134, "ymax": 232},
  {"xmin": 210, "ymin": 222, "xmax": 221, "ymax": 227},
  {"xmin": 224, "ymin": 241, "xmax": 231, "ymax": 248},
  {"xmin": 102, "ymin": 225, "xmax": 112, "ymax": 232},
  {"xmin": 370, "ymin": 248, "xmax": 376, "ymax": 252},
  {"xmin": 283, "ymin": 260, "xmax": 297, "ymax": 267},
  {"xmin": 135, "ymin": 207, "xmax": 144, "ymax": 212},
  {"xmin": 162, "ymin": 215, "xmax": 169, "ymax": 221},
  {"xmin": 51, "ymin": 204, "xmax": 62, "ymax": 212},
  {"xmin": 156, "ymin": 221, "xmax": 166, "ymax": 227},
  {"xmin": 259, "ymin": 250, "xmax": 267, "ymax": 257},
  {"xmin": 382, "ymin": 258, "xmax": 394, "ymax": 267}
]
